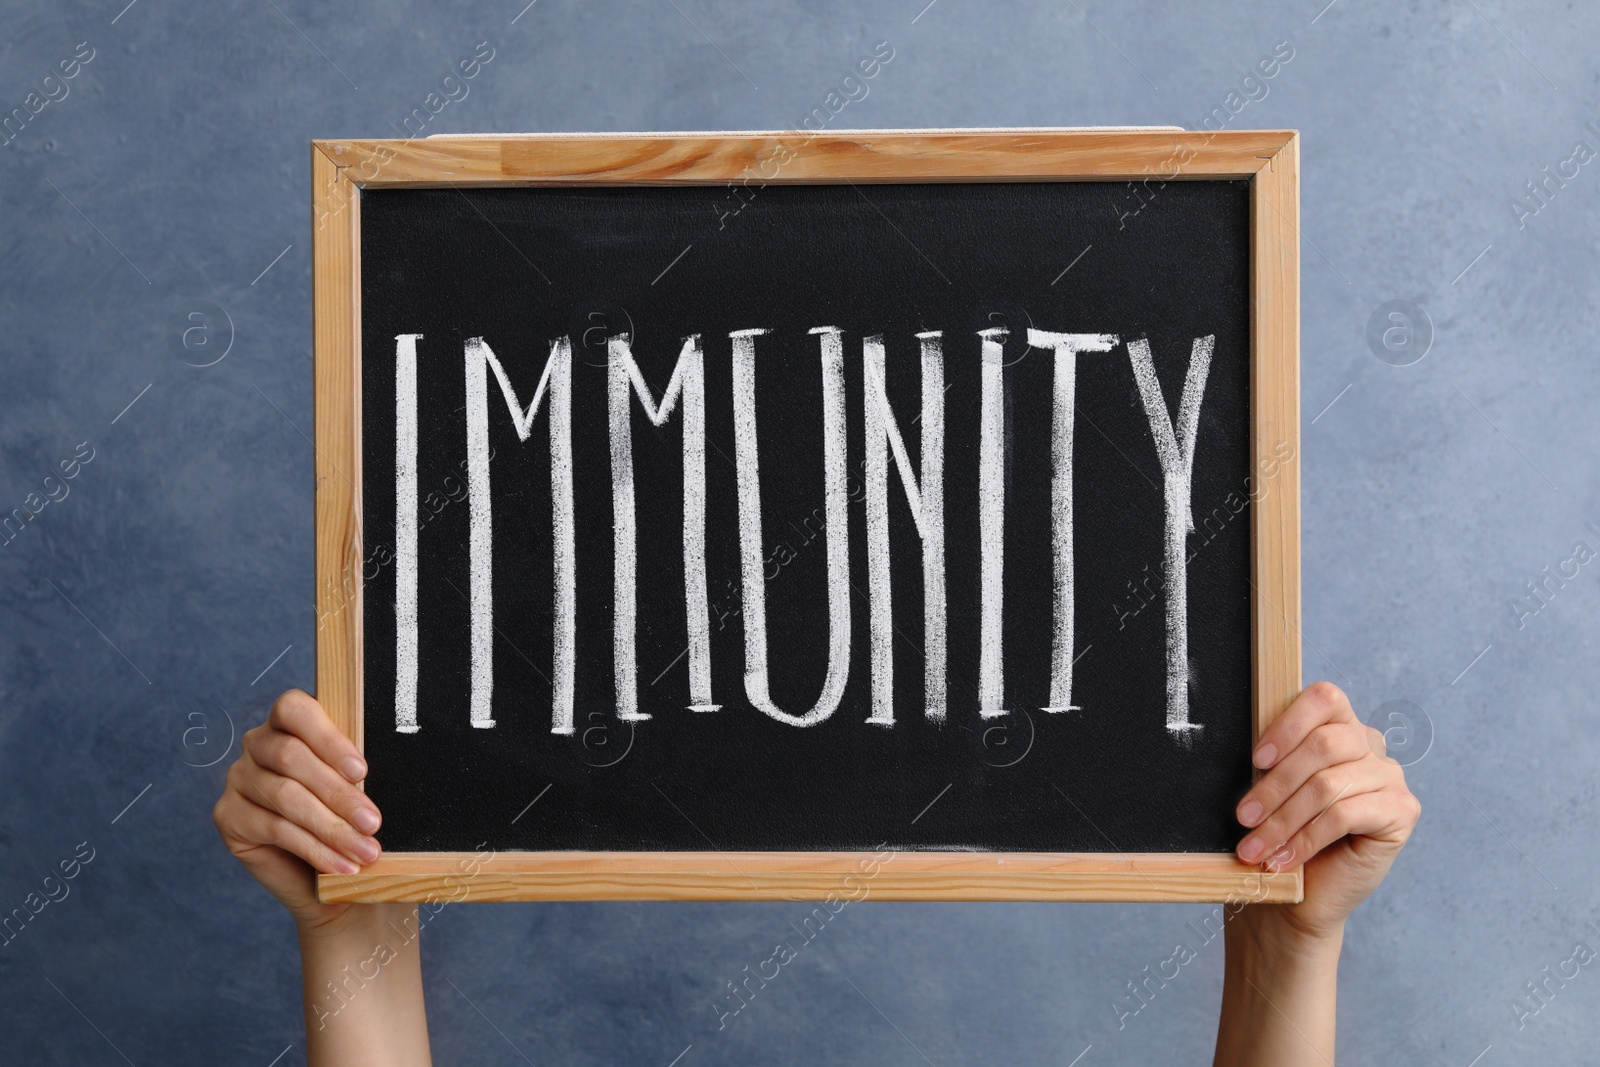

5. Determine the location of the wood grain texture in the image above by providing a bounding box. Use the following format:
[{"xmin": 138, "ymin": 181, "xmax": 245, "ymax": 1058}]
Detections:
[
  {"xmin": 312, "ymin": 144, "xmax": 363, "ymax": 753},
  {"xmin": 311, "ymin": 129, "xmax": 1295, "ymax": 188},
  {"xmin": 312, "ymin": 130, "xmax": 1304, "ymax": 903},
  {"xmin": 1250, "ymin": 136, "xmax": 1302, "ymax": 738},
  {"xmin": 1249, "ymin": 136, "xmax": 1304, "ymax": 902},
  {"xmin": 318, "ymin": 851, "xmax": 1301, "ymax": 903}
]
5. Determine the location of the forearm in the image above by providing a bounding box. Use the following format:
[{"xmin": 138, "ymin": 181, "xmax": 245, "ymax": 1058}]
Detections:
[
  {"xmin": 1214, "ymin": 908, "xmax": 1342, "ymax": 1066},
  {"xmin": 298, "ymin": 904, "xmax": 433, "ymax": 1067}
]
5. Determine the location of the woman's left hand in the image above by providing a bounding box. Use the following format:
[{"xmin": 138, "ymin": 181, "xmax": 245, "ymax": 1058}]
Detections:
[{"xmin": 1234, "ymin": 681, "xmax": 1422, "ymax": 940}]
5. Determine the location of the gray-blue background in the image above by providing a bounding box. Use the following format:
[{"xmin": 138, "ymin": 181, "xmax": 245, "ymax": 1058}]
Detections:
[{"xmin": 2, "ymin": 1, "xmax": 1594, "ymax": 1063}]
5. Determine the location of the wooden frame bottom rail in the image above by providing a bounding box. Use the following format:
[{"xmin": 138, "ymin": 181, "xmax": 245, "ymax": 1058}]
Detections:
[{"xmin": 318, "ymin": 852, "xmax": 1301, "ymax": 904}]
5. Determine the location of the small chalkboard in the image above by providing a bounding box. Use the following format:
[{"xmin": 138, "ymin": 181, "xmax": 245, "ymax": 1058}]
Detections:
[{"xmin": 311, "ymin": 130, "xmax": 1302, "ymax": 903}]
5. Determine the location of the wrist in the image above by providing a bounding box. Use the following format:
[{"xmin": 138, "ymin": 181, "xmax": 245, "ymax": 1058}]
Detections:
[
  {"xmin": 296, "ymin": 902, "xmax": 413, "ymax": 950},
  {"xmin": 295, "ymin": 901, "xmax": 433, "ymax": 1065},
  {"xmin": 1230, "ymin": 904, "xmax": 1345, "ymax": 968},
  {"xmin": 1217, "ymin": 905, "xmax": 1342, "ymax": 1064}
]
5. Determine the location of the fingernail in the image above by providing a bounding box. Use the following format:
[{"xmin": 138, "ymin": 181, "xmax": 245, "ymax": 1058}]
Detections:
[
  {"xmin": 354, "ymin": 838, "xmax": 380, "ymax": 863},
  {"xmin": 354, "ymin": 808, "xmax": 380, "ymax": 834},
  {"xmin": 341, "ymin": 756, "xmax": 367, "ymax": 782},
  {"xmin": 1253, "ymin": 743, "xmax": 1278, "ymax": 769},
  {"xmin": 1265, "ymin": 845, "xmax": 1295, "ymax": 871},
  {"xmin": 1237, "ymin": 837, "xmax": 1265, "ymax": 863},
  {"xmin": 334, "ymin": 856, "xmax": 360, "ymax": 874},
  {"xmin": 1238, "ymin": 800, "xmax": 1263, "ymax": 827}
]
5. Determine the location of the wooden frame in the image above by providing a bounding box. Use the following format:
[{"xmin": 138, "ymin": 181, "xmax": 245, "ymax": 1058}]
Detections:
[{"xmin": 311, "ymin": 129, "xmax": 1301, "ymax": 904}]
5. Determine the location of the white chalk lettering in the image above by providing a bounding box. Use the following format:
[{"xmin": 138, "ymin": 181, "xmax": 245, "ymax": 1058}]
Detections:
[
  {"xmin": 393, "ymin": 322, "xmax": 1222, "ymax": 738},
  {"xmin": 732, "ymin": 327, "xmax": 851, "ymax": 727},
  {"xmin": 465, "ymin": 335, "xmax": 576, "ymax": 734},
  {"xmin": 608, "ymin": 332, "xmax": 717, "ymax": 718},
  {"xmin": 1128, "ymin": 335, "xmax": 1214, "ymax": 735},
  {"xmin": 395, "ymin": 333, "xmax": 423, "ymax": 733},
  {"xmin": 862, "ymin": 333, "xmax": 946, "ymax": 724},
  {"xmin": 977, "ymin": 326, "xmax": 1008, "ymax": 719},
  {"xmin": 1027, "ymin": 330, "xmax": 1120, "ymax": 714}
]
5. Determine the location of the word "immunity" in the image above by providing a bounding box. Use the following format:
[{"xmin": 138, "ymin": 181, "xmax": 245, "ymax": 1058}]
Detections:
[{"xmin": 388, "ymin": 325, "xmax": 1214, "ymax": 738}]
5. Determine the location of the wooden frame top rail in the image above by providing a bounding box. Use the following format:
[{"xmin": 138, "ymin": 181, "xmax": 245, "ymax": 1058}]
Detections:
[{"xmin": 312, "ymin": 128, "xmax": 1297, "ymax": 187}]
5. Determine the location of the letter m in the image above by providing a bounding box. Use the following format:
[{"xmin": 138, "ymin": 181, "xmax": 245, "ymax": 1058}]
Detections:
[
  {"xmin": 465, "ymin": 336, "xmax": 575, "ymax": 733},
  {"xmin": 608, "ymin": 333, "xmax": 716, "ymax": 718}
]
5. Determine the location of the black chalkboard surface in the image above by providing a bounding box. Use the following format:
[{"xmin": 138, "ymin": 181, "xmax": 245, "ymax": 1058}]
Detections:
[{"xmin": 313, "ymin": 131, "xmax": 1302, "ymax": 902}]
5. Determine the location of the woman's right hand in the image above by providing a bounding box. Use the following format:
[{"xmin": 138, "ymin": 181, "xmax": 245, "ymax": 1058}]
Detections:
[{"xmin": 212, "ymin": 689, "xmax": 383, "ymax": 931}]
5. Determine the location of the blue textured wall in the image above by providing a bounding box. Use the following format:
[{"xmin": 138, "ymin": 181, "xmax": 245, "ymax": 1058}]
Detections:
[{"xmin": 2, "ymin": 1, "xmax": 1596, "ymax": 1063}]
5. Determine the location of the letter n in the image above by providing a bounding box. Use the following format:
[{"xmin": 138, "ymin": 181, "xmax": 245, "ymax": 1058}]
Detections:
[{"xmin": 862, "ymin": 332, "xmax": 946, "ymax": 724}]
